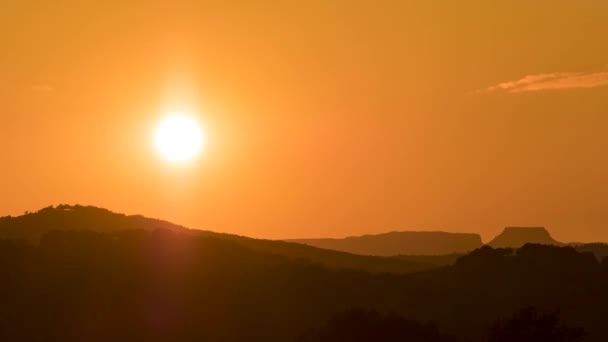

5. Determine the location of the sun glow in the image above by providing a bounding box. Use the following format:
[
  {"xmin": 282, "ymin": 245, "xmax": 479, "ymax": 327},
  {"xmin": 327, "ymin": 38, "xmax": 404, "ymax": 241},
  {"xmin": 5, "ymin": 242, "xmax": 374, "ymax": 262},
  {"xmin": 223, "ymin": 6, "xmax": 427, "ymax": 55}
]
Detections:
[{"xmin": 155, "ymin": 114, "xmax": 205, "ymax": 162}]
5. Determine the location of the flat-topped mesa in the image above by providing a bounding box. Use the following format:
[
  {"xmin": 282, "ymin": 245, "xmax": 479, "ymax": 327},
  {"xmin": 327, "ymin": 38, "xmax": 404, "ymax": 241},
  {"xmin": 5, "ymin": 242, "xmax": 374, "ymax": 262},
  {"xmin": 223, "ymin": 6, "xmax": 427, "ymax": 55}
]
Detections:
[
  {"xmin": 488, "ymin": 227, "xmax": 562, "ymax": 249},
  {"xmin": 287, "ymin": 231, "xmax": 484, "ymax": 256}
]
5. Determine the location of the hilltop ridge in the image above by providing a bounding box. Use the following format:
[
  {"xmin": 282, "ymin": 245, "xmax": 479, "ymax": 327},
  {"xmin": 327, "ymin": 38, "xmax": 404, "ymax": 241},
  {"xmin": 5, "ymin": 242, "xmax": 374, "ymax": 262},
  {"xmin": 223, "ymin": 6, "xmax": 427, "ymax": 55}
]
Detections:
[
  {"xmin": 488, "ymin": 227, "xmax": 562, "ymax": 248},
  {"xmin": 0, "ymin": 205, "xmax": 438, "ymax": 274}
]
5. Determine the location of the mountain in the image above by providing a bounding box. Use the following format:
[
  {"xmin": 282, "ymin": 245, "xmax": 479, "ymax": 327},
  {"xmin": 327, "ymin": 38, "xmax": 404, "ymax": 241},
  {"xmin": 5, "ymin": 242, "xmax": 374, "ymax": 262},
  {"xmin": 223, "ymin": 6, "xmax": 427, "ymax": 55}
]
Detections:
[
  {"xmin": 0, "ymin": 205, "xmax": 438, "ymax": 274},
  {"xmin": 487, "ymin": 227, "xmax": 562, "ymax": 248},
  {"xmin": 286, "ymin": 231, "xmax": 483, "ymax": 256},
  {"xmin": 0, "ymin": 230, "xmax": 606, "ymax": 342}
]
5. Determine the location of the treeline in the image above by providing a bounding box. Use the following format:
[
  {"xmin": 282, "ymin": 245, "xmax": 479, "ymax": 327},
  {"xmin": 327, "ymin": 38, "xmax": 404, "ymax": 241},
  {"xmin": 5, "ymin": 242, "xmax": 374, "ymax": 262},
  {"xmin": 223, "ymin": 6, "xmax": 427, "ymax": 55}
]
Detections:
[
  {"xmin": 0, "ymin": 229, "xmax": 607, "ymax": 341},
  {"xmin": 300, "ymin": 307, "xmax": 584, "ymax": 342}
]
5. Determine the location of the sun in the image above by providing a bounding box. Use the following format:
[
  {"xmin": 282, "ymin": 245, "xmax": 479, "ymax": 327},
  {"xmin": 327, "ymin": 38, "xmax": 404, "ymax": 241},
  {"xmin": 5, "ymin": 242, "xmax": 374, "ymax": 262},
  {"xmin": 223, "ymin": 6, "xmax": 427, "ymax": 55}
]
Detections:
[{"xmin": 154, "ymin": 114, "xmax": 205, "ymax": 162}]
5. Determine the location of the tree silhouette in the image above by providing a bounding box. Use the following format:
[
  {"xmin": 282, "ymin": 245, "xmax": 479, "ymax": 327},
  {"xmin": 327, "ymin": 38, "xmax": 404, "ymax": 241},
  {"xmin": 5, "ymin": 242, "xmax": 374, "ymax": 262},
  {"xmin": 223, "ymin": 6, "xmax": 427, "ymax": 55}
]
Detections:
[
  {"xmin": 299, "ymin": 309, "xmax": 455, "ymax": 342},
  {"xmin": 488, "ymin": 307, "xmax": 585, "ymax": 342},
  {"xmin": 2, "ymin": 209, "xmax": 608, "ymax": 341}
]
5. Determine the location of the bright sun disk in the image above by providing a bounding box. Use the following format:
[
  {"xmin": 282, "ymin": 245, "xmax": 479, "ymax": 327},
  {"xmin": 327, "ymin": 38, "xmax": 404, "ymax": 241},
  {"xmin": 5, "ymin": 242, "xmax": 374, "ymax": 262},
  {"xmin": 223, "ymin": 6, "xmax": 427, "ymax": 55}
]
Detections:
[{"xmin": 155, "ymin": 114, "xmax": 204, "ymax": 162}]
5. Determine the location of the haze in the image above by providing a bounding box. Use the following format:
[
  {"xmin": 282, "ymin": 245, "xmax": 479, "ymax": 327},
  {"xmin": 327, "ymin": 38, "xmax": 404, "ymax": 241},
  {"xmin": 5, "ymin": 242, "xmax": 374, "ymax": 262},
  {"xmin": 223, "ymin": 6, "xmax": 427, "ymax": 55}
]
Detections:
[{"xmin": 1, "ymin": 1, "xmax": 607, "ymax": 242}]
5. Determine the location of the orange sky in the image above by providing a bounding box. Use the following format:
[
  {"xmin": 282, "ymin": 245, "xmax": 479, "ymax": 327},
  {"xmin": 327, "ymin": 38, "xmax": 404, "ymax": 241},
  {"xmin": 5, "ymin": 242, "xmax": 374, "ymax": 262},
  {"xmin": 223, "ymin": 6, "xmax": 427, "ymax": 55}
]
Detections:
[{"xmin": 1, "ymin": 1, "xmax": 608, "ymax": 242}]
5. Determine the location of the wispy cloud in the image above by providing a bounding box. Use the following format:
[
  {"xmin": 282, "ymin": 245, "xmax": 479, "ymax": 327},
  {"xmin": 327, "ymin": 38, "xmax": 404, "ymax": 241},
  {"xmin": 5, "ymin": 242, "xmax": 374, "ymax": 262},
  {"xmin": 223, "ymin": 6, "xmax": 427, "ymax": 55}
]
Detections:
[
  {"xmin": 30, "ymin": 84, "xmax": 54, "ymax": 92},
  {"xmin": 484, "ymin": 72, "xmax": 608, "ymax": 93}
]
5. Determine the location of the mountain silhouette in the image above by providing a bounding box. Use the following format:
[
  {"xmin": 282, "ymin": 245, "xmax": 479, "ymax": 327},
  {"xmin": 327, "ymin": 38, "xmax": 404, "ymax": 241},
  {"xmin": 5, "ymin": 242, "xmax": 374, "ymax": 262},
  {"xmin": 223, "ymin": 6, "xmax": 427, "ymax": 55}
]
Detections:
[
  {"xmin": 0, "ymin": 205, "xmax": 192, "ymax": 243},
  {"xmin": 0, "ymin": 229, "xmax": 604, "ymax": 341},
  {"xmin": 287, "ymin": 231, "xmax": 483, "ymax": 256},
  {"xmin": 0, "ymin": 205, "xmax": 438, "ymax": 274},
  {"xmin": 1, "ymin": 206, "xmax": 607, "ymax": 341},
  {"xmin": 488, "ymin": 227, "xmax": 562, "ymax": 248}
]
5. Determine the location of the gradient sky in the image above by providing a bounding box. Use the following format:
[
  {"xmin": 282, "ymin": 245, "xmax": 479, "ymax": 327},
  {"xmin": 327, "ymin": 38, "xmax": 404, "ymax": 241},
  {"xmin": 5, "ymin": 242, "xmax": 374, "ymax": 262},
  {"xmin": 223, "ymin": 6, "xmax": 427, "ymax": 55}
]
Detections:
[{"xmin": 2, "ymin": 1, "xmax": 607, "ymax": 242}]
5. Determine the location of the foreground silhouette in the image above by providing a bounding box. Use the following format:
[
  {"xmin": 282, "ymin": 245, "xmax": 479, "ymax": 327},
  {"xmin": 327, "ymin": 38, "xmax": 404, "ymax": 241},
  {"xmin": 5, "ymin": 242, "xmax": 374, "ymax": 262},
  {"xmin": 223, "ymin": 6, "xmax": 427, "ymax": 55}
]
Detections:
[
  {"xmin": 298, "ymin": 309, "xmax": 457, "ymax": 342},
  {"xmin": 299, "ymin": 308, "xmax": 583, "ymax": 342},
  {"xmin": 488, "ymin": 307, "xmax": 585, "ymax": 342},
  {"xmin": 0, "ymin": 206, "xmax": 607, "ymax": 341}
]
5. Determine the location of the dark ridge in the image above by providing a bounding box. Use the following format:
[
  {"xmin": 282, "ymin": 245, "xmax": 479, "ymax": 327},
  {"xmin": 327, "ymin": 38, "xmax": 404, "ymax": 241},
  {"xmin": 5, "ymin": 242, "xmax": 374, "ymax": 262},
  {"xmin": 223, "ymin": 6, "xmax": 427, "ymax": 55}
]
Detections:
[
  {"xmin": 572, "ymin": 243, "xmax": 608, "ymax": 261},
  {"xmin": 0, "ymin": 205, "xmax": 439, "ymax": 274},
  {"xmin": 0, "ymin": 232, "xmax": 604, "ymax": 341}
]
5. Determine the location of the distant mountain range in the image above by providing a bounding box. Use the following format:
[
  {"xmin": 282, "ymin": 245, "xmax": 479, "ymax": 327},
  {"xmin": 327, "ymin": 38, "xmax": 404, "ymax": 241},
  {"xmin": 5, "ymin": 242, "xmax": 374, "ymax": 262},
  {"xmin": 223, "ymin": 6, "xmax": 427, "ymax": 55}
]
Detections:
[
  {"xmin": 0, "ymin": 205, "xmax": 441, "ymax": 274},
  {"xmin": 2, "ymin": 205, "xmax": 606, "ymax": 261},
  {"xmin": 287, "ymin": 231, "xmax": 483, "ymax": 256},
  {"xmin": 288, "ymin": 226, "xmax": 608, "ymax": 260}
]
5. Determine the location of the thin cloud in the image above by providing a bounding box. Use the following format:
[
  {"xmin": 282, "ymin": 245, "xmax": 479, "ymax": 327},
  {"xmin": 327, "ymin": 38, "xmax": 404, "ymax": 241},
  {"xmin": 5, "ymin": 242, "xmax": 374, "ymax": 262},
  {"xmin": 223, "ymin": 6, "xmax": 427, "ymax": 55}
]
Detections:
[
  {"xmin": 30, "ymin": 84, "xmax": 54, "ymax": 92},
  {"xmin": 484, "ymin": 72, "xmax": 608, "ymax": 93}
]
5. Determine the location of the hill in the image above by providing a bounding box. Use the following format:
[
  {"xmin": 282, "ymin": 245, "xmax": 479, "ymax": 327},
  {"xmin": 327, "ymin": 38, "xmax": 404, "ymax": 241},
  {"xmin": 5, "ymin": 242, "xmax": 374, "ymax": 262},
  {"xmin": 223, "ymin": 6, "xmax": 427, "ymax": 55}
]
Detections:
[
  {"xmin": 0, "ymin": 205, "xmax": 194, "ymax": 242},
  {"xmin": 0, "ymin": 230, "xmax": 606, "ymax": 341},
  {"xmin": 0, "ymin": 205, "xmax": 437, "ymax": 274},
  {"xmin": 488, "ymin": 227, "xmax": 562, "ymax": 248},
  {"xmin": 287, "ymin": 231, "xmax": 483, "ymax": 256}
]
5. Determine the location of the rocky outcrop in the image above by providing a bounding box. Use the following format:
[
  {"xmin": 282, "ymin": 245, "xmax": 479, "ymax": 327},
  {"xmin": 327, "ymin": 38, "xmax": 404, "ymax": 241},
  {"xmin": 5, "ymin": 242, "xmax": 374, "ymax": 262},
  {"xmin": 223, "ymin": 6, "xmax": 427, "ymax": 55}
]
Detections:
[{"xmin": 488, "ymin": 227, "xmax": 562, "ymax": 248}]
